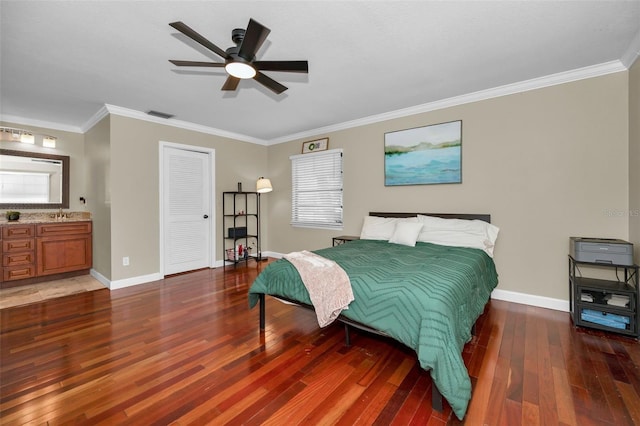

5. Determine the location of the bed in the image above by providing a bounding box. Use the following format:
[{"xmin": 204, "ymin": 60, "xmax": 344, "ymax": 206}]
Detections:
[{"xmin": 248, "ymin": 212, "xmax": 499, "ymax": 420}]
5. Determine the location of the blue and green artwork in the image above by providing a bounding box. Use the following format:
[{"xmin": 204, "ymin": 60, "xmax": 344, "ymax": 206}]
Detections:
[{"xmin": 384, "ymin": 120, "xmax": 462, "ymax": 186}]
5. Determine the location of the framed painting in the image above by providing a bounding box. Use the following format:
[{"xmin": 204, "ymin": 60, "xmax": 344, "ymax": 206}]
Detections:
[{"xmin": 384, "ymin": 120, "xmax": 462, "ymax": 186}]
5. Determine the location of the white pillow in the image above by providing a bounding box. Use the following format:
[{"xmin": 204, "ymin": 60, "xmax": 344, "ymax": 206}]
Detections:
[
  {"xmin": 359, "ymin": 216, "xmax": 398, "ymax": 240},
  {"xmin": 388, "ymin": 221, "xmax": 424, "ymax": 247},
  {"xmin": 416, "ymin": 215, "xmax": 500, "ymax": 257}
]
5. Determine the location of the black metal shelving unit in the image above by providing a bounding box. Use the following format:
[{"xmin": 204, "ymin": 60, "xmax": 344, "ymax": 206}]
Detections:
[
  {"xmin": 222, "ymin": 191, "xmax": 261, "ymax": 268},
  {"xmin": 569, "ymin": 255, "xmax": 639, "ymax": 338}
]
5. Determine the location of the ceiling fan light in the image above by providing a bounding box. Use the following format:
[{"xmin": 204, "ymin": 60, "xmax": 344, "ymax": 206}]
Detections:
[{"xmin": 225, "ymin": 61, "xmax": 256, "ymax": 79}]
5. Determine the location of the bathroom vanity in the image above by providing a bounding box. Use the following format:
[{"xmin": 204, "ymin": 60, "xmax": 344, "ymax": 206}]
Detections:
[{"xmin": 1, "ymin": 218, "xmax": 92, "ymax": 285}]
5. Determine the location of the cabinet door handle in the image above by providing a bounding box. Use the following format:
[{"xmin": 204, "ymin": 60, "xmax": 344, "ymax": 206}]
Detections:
[{"xmin": 203, "ymin": 214, "xmax": 209, "ymax": 219}]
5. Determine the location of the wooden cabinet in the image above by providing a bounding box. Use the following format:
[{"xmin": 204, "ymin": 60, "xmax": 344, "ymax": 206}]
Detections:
[
  {"xmin": 36, "ymin": 222, "xmax": 92, "ymax": 276},
  {"xmin": 2, "ymin": 224, "xmax": 36, "ymax": 281},
  {"xmin": 0, "ymin": 221, "xmax": 92, "ymax": 283}
]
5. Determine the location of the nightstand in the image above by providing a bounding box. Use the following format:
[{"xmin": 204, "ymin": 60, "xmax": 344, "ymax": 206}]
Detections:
[
  {"xmin": 569, "ymin": 255, "xmax": 639, "ymax": 337},
  {"xmin": 332, "ymin": 235, "xmax": 360, "ymax": 246}
]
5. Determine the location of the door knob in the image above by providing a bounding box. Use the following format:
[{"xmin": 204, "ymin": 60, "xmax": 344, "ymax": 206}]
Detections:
[{"xmin": 203, "ymin": 214, "xmax": 209, "ymax": 219}]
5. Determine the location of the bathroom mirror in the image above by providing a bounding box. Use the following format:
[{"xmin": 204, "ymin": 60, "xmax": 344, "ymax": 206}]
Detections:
[{"xmin": 0, "ymin": 149, "xmax": 70, "ymax": 209}]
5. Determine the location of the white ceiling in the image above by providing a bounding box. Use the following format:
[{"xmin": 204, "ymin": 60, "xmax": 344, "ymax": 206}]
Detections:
[{"xmin": 1, "ymin": 1, "xmax": 639, "ymax": 144}]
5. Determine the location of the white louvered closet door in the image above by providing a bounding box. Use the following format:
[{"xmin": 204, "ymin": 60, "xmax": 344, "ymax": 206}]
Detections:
[{"xmin": 163, "ymin": 146, "xmax": 211, "ymax": 275}]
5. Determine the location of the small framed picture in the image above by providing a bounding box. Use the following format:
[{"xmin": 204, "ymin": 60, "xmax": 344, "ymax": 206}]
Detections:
[{"xmin": 302, "ymin": 137, "xmax": 329, "ymax": 154}]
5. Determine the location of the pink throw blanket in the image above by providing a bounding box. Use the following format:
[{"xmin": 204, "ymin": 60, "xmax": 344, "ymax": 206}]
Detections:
[{"xmin": 284, "ymin": 250, "xmax": 354, "ymax": 327}]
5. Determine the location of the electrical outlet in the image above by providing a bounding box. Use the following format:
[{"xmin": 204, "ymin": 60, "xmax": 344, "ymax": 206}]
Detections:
[{"xmin": 122, "ymin": 256, "xmax": 130, "ymax": 266}]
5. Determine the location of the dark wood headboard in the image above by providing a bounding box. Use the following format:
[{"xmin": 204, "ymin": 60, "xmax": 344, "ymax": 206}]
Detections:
[{"xmin": 369, "ymin": 212, "xmax": 491, "ymax": 223}]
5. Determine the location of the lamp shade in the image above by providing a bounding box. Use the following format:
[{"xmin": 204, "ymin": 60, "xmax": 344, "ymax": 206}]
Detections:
[
  {"xmin": 256, "ymin": 177, "xmax": 273, "ymax": 193},
  {"xmin": 43, "ymin": 136, "xmax": 57, "ymax": 148},
  {"xmin": 20, "ymin": 133, "xmax": 35, "ymax": 144}
]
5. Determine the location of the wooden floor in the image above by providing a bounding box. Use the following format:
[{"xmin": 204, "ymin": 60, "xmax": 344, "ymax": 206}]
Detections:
[{"xmin": 1, "ymin": 262, "xmax": 639, "ymax": 425}]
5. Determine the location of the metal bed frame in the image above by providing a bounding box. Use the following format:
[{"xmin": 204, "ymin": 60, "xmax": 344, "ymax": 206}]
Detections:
[{"xmin": 255, "ymin": 212, "xmax": 492, "ymax": 412}]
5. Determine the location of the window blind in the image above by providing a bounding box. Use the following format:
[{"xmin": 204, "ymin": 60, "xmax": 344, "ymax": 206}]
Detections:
[
  {"xmin": 290, "ymin": 149, "xmax": 343, "ymax": 229},
  {"xmin": 0, "ymin": 171, "xmax": 50, "ymax": 203}
]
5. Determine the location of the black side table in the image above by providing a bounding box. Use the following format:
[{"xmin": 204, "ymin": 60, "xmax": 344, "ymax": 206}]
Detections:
[{"xmin": 332, "ymin": 235, "xmax": 360, "ymax": 246}]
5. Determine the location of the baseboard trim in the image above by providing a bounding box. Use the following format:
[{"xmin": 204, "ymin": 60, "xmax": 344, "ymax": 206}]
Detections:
[
  {"xmin": 263, "ymin": 251, "xmax": 283, "ymax": 259},
  {"xmin": 92, "ymin": 258, "xmax": 570, "ymax": 313},
  {"xmin": 95, "ymin": 271, "xmax": 164, "ymax": 290},
  {"xmin": 89, "ymin": 269, "xmax": 110, "ymax": 288},
  {"xmin": 491, "ymin": 288, "xmax": 569, "ymax": 312}
]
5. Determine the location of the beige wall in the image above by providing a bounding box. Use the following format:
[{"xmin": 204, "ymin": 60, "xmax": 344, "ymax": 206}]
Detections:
[
  {"xmin": 266, "ymin": 72, "xmax": 630, "ymax": 302},
  {"xmin": 630, "ymin": 59, "xmax": 640, "ymax": 264},
  {"xmin": 1, "ymin": 116, "xmax": 268, "ymax": 283},
  {"xmin": 108, "ymin": 115, "xmax": 267, "ymax": 281},
  {"xmin": 2, "ymin": 68, "xmax": 634, "ymax": 300},
  {"xmin": 84, "ymin": 116, "xmax": 112, "ymax": 280},
  {"xmin": 0, "ymin": 121, "xmax": 87, "ymax": 213}
]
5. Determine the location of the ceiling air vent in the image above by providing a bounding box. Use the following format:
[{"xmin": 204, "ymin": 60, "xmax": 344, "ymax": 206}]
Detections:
[{"xmin": 146, "ymin": 110, "xmax": 174, "ymax": 119}]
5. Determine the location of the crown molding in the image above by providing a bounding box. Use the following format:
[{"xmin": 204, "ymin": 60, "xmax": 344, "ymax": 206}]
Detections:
[
  {"xmin": 267, "ymin": 60, "xmax": 627, "ymax": 145},
  {"xmin": 621, "ymin": 28, "xmax": 640, "ymax": 69},
  {"xmin": 101, "ymin": 104, "xmax": 268, "ymax": 145},
  {"xmin": 0, "ymin": 114, "xmax": 84, "ymax": 134},
  {"xmin": 80, "ymin": 105, "xmax": 110, "ymax": 133},
  {"xmin": 2, "ymin": 60, "xmax": 629, "ymax": 146}
]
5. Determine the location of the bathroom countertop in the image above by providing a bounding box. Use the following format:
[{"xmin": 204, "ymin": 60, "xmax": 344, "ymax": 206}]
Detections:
[
  {"xmin": 1, "ymin": 218, "xmax": 92, "ymax": 225},
  {"xmin": 0, "ymin": 212, "xmax": 92, "ymax": 225}
]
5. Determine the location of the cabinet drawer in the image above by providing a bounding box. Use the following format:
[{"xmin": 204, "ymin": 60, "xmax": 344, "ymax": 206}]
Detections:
[
  {"xmin": 3, "ymin": 251, "xmax": 35, "ymax": 267},
  {"xmin": 2, "ymin": 225, "xmax": 36, "ymax": 239},
  {"xmin": 3, "ymin": 264, "xmax": 36, "ymax": 281},
  {"xmin": 37, "ymin": 222, "xmax": 92, "ymax": 237},
  {"xmin": 2, "ymin": 238, "xmax": 36, "ymax": 253}
]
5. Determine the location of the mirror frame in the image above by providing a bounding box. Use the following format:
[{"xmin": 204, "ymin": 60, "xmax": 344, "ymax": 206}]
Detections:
[{"xmin": 0, "ymin": 148, "xmax": 70, "ymax": 209}]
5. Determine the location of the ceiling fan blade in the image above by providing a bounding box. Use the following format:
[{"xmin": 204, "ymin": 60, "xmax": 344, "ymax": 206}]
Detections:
[
  {"xmin": 238, "ymin": 19, "xmax": 270, "ymax": 60},
  {"xmin": 221, "ymin": 76, "xmax": 240, "ymax": 91},
  {"xmin": 169, "ymin": 21, "xmax": 229, "ymax": 60},
  {"xmin": 169, "ymin": 60, "xmax": 225, "ymax": 68},
  {"xmin": 254, "ymin": 72, "xmax": 287, "ymax": 94},
  {"xmin": 253, "ymin": 60, "xmax": 308, "ymax": 73}
]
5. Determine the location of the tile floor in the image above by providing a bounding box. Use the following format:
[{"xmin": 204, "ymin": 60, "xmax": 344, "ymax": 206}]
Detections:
[{"xmin": 0, "ymin": 275, "xmax": 106, "ymax": 309}]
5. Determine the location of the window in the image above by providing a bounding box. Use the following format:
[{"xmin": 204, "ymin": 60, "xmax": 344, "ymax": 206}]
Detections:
[{"xmin": 290, "ymin": 149, "xmax": 343, "ymax": 229}]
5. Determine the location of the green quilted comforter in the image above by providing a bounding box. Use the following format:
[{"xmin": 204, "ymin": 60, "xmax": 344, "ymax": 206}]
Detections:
[{"xmin": 248, "ymin": 239, "xmax": 498, "ymax": 419}]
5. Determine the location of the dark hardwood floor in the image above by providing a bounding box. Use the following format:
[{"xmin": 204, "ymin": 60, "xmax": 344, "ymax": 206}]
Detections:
[{"xmin": 1, "ymin": 261, "xmax": 639, "ymax": 425}]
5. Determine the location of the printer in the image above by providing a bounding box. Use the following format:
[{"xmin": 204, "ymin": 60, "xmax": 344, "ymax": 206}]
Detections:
[{"xmin": 570, "ymin": 237, "xmax": 634, "ymax": 266}]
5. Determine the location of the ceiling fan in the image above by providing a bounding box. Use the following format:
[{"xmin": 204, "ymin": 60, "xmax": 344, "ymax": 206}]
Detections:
[{"xmin": 169, "ymin": 19, "xmax": 309, "ymax": 94}]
